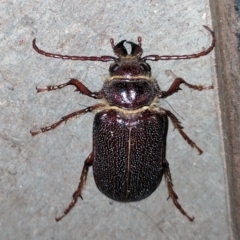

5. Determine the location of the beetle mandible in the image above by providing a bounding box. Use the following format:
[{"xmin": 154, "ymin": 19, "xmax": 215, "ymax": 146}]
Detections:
[{"xmin": 31, "ymin": 26, "xmax": 215, "ymax": 222}]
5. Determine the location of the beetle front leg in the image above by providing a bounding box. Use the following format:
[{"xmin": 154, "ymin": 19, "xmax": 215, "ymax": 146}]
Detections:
[
  {"xmin": 30, "ymin": 103, "xmax": 105, "ymax": 136},
  {"xmin": 55, "ymin": 152, "xmax": 94, "ymax": 221},
  {"xmin": 163, "ymin": 159, "xmax": 194, "ymax": 222},
  {"xmin": 36, "ymin": 78, "xmax": 103, "ymax": 99},
  {"xmin": 159, "ymin": 70, "xmax": 213, "ymax": 98}
]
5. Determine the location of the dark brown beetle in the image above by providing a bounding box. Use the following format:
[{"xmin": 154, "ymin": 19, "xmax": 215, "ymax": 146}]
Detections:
[{"xmin": 31, "ymin": 26, "xmax": 215, "ymax": 222}]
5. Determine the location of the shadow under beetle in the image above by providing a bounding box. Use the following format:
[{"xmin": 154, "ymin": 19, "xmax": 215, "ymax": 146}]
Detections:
[{"xmin": 31, "ymin": 26, "xmax": 215, "ymax": 221}]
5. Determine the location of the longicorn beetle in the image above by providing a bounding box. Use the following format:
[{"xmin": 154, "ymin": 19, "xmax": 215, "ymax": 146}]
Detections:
[{"xmin": 31, "ymin": 26, "xmax": 215, "ymax": 221}]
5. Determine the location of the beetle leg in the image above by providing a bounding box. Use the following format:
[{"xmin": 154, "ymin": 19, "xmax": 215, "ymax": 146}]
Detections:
[
  {"xmin": 36, "ymin": 78, "xmax": 103, "ymax": 99},
  {"xmin": 30, "ymin": 103, "xmax": 105, "ymax": 136},
  {"xmin": 159, "ymin": 77, "xmax": 213, "ymax": 99},
  {"xmin": 55, "ymin": 152, "xmax": 94, "ymax": 221},
  {"xmin": 163, "ymin": 159, "xmax": 194, "ymax": 221},
  {"xmin": 161, "ymin": 108, "xmax": 203, "ymax": 154}
]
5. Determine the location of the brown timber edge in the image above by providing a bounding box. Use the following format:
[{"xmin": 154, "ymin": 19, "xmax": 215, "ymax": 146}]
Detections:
[{"xmin": 209, "ymin": 1, "xmax": 240, "ymax": 239}]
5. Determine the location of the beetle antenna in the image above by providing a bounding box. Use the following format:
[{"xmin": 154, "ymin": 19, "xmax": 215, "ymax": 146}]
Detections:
[
  {"xmin": 142, "ymin": 26, "xmax": 215, "ymax": 61},
  {"xmin": 32, "ymin": 39, "xmax": 116, "ymax": 62}
]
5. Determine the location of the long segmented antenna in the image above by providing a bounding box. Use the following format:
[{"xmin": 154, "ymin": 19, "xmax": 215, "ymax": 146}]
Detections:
[
  {"xmin": 32, "ymin": 39, "xmax": 116, "ymax": 62},
  {"xmin": 33, "ymin": 26, "xmax": 215, "ymax": 63},
  {"xmin": 142, "ymin": 25, "xmax": 215, "ymax": 61}
]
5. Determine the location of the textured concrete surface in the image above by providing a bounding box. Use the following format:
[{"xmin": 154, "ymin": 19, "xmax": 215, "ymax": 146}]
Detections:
[{"xmin": 0, "ymin": 0, "xmax": 229, "ymax": 239}]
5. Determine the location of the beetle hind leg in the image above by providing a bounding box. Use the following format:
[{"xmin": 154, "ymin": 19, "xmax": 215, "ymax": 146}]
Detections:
[
  {"xmin": 163, "ymin": 159, "xmax": 194, "ymax": 222},
  {"xmin": 55, "ymin": 152, "xmax": 94, "ymax": 222}
]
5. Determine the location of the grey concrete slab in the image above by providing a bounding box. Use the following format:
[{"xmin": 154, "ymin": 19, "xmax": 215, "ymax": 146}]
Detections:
[{"xmin": 0, "ymin": 0, "xmax": 229, "ymax": 239}]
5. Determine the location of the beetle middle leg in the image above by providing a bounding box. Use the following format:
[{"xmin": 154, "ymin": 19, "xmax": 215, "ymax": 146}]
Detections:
[
  {"xmin": 160, "ymin": 108, "xmax": 203, "ymax": 154},
  {"xmin": 35, "ymin": 78, "xmax": 103, "ymax": 99},
  {"xmin": 163, "ymin": 158, "xmax": 194, "ymax": 221},
  {"xmin": 30, "ymin": 103, "xmax": 105, "ymax": 136},
  {"xmin": 55, "ymin": 152, "xmax": 94, "ymax": 221}
]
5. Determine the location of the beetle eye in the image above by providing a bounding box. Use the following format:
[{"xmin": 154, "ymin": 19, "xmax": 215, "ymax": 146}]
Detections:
[
  {"xmin": 140, "ymin": 63, "xmax": 150, "ymax": 72},
  {"xmin": 110, "ymin": 64, "xmax": 119, "ymax": 72}
]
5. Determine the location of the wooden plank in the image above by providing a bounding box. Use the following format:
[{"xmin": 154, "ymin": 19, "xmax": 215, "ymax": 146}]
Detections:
[{"xmin": 210, "ymin": 1, "xmax": 240, "ymax": 239}]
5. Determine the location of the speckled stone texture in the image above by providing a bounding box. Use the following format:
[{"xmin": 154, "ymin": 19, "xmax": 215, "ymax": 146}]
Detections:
[{"xmin": 0, "ymin": 1, "xmax": 229, "ymax": 239}]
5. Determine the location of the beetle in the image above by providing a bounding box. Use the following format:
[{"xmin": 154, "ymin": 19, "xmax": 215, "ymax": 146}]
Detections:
[{"xmin": 31, "ymin": 26, "xmax": 215, "ymax": 222}]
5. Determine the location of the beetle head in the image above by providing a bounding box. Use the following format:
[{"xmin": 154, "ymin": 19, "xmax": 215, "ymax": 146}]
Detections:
[{"xmin": 109, "ymin": 40, "xmax": 151, "ymax": 78}]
